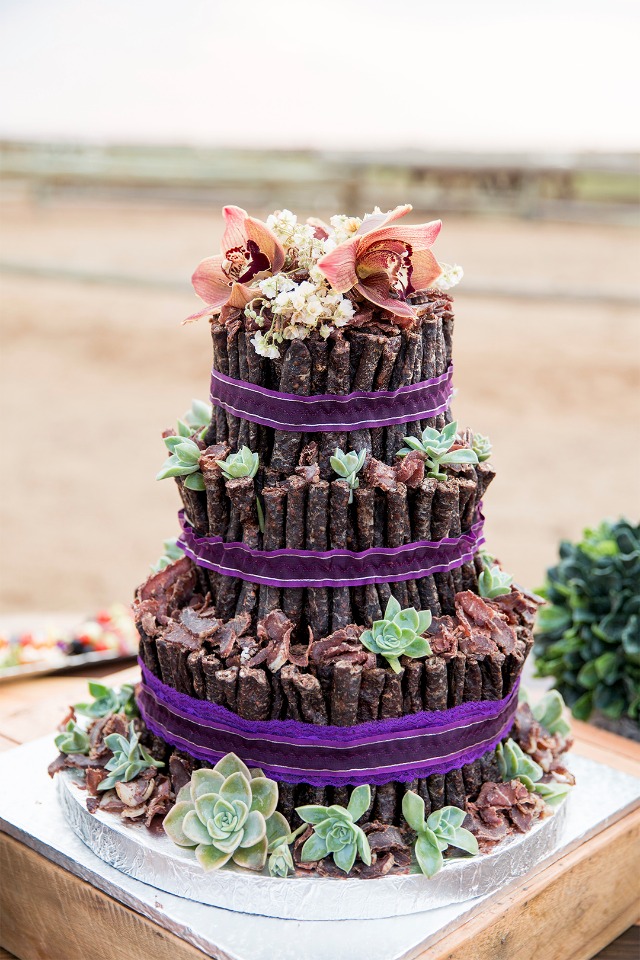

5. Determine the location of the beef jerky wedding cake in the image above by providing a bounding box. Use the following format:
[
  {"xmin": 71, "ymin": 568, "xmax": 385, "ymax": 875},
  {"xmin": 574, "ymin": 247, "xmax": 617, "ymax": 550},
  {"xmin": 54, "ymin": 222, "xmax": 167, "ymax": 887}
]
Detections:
[{"xmin": 50, "ymin": 204, "xmax": 573, "ymax": 881}]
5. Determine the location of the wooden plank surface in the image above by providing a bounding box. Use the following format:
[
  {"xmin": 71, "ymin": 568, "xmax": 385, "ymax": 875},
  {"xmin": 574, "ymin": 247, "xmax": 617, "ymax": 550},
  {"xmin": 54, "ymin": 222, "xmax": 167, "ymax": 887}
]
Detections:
[{"xmin": 0, "ymin": 665, "xmax": 638, "ymax": 960}]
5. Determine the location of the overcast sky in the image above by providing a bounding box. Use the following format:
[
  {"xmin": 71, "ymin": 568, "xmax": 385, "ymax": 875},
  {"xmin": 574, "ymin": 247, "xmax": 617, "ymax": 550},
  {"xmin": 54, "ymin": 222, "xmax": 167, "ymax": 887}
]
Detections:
[{"xmin": 1, "ymin": 0, "xmax": 638, "ymax": 151}]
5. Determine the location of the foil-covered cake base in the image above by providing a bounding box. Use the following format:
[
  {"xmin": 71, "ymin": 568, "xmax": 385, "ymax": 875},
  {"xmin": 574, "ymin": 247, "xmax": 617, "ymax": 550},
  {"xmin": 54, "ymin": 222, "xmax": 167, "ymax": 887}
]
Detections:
[{"xmin": 57, "ymin": 771, "xmax": 568, "ymax": 921}]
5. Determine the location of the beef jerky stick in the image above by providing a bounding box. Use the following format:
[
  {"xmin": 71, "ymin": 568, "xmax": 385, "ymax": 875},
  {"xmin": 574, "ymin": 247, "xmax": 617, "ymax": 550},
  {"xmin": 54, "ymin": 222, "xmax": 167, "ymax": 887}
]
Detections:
[
  {"xmin": 269, "ymin": 670, "xmax": 285, "ymax": 719},
  {"xmin": 481, "ymin": 652, "xmax": 505, "ymax": 701},
  {"xmin": 449, "ymin": 479, "xmax": 469, "ymax": 593},
  {"xmin": 353, "ymin": 487, "xmax": 381, "ymax": 624},
  {"xmin": 423, "ymin": 656, "xmax": 448, "ymax": 711},
  {"xmin": 503, "ymin": 639, "xmax": 526, "ymax": 695},
  {"xmin": 373, "ymin": 783, "xmax": 398, "ymax": 824},
  {"xmin": 236, "ymin": 329, "xmax": 252, "ymax": 451},
  {"xmin": 386, "ymin": 484, "xmax": 410, "ymax": 608},
  {"xmin": 176, "ymin": 477, "xmax": 208, "ymax": 537},
  {"xmin": 412, "ymin": 478, "xmax": 441, "ymax": 615},
  {"xmin": 226, "ymin": 321, "xmax": 241, "ymax": 449},
  {"xmin": 308, "ymin": 337, "xmax": 329, "ymax": 396},
  {"xmin": 329, "ymin": 479, "xmax": 352, "ymax": 630},
  {"xmin": 475, "ymin": 461, "xmax": 496, "ymax": 501},
  {"xmin": 236, "ymin": 667, "xmax": 271, "ymax": 720},
  {"xmin": 201, "ymin": 653, "xmax": 222, "ymax": 702},
  {"xmin": 373, "ymin": 491, "xmax": 392, "ymax": 613},
  {"xmin": 431, "ymin": 480, "xmax": 458, "ymax": 614},
  {"xmin": 200, "ymin": 445, "xmax": 230, "ymax": 540},
  {"xmin": 462, "ymin": 761, "xmax": 482, "ymax": 797},
  {"xmin": 427, "ymin": 774, "xmax": 445, "ymax": 811},
  {"xmin": 480, "ymin": 748, "xmax": 501, "ymax": 783},
  {"xmin": 330, "ymin": 660, "xmax": 362, "ymax": 726},
  {"xmin": 444, "ymin": 768, "xmax": 466, "ymax": 810},
  {"xmin": 227, "ymin": 477, "xmax": 260, "ymax": 620},
  {"xmin": 270, "ymin": 339, "xmax": 312, "ymax": 473},
  {"xmin": 348, "ymin": 332, "xmax": 385, "ymax": 457},
  {"xmin": 306, "ymin": 481, "xmax": 330, "ymax": 639},
  {"xmin": 282, "ymin": 475, "xmax": 306, "ymax": 624},
  {"xmin": 442, "ymin": 303, "xmax": 454, "ymax": 368},
  {"xmin": 277, "ymin": 782, "xmax": 296, "ymax": 825},
  {"xmin": 331, "ymin": 786, "xmax": 351, "ymax": 809},
  {"xmin": 463, "ymin": 656, "xmax": 483, "ymax": 702},
  {"xmin": 386, "ymin": 330, "xmax": 421, "ymax": 461},
  {"xmin": 417, "ymin": 779, "xmax": 433, "ymax": 817},
  {"xmin": 213, "ymin": 666, "xmax": 239, "ymax": 712},
  {"xmin": 292, "ymin": 672, "xmax": 328, "ymax": 725},
  {"xmin": 187, "ymin": 650, "xmax": 206, "ymax": 699},
  {"xmin": 403, "ymin": 659, "xmax": 424, "ymax": 713},
  {"xmin": 258, "ymin": 486, "xmax": 287, "ymax": 619},
  {"xmin": 371, "ymin": 334, "xmax": 401, "ymax": 460},
  {"xmin": 244, "ymin": 330, "xmax": 267, "ymax": 458},
  {"xmin": 380, "ymin": 668, "xmax": 405, "ymax": 720},
  {"xmin": 357, "ymin": 667, "xmax": 386, "ymax": 721},
  {"xmin": 448, "ymin": 651, "xmax": 466, "ymax": 708},
  {"xmin": 319, "ymin": 338, "xmax": 350, "ymax": 479},
  {"xmin": 211, "ymin": 323, "xmax": 229, "ymax": 443},
  {"xmin": 279, "ymin": 664, "xmax": 302, "ymax": 720}
]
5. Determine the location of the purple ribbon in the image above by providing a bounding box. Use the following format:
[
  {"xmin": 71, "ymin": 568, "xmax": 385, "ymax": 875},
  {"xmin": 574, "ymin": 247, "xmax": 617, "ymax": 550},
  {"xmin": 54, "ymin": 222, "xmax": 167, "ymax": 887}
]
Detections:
[
  {"xmin": 138, "ymin": 661, "xmax": 519, "ymax": 786},
  {"xmin": 177, "ymin": 509, "xmax": 485, "ymax": 588},
  {"xmin": 209, "ymin": 364, "xmax": 453, "ymax": 432}
]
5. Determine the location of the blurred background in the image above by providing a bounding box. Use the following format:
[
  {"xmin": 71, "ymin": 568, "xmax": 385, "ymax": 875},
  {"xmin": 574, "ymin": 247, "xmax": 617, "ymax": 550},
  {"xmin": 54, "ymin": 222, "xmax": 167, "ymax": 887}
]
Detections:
[{"xmin": 1, "ymin": 0, "xmax": 638, "ymax": 616}]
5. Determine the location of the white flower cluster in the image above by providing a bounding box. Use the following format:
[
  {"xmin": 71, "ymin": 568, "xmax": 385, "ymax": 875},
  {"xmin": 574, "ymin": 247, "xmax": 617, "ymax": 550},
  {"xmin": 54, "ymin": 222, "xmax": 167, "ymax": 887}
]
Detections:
[
  {"xmin": 248, "ymin": 272, "xmax": 355, "ymax": 359},
  {"xmin": 265, "ymin": 209, "xmax": 326, "ymax": 272},
  {"xmin": 434, "ymin": 263, "xmax": 464, "ymax": 291}
]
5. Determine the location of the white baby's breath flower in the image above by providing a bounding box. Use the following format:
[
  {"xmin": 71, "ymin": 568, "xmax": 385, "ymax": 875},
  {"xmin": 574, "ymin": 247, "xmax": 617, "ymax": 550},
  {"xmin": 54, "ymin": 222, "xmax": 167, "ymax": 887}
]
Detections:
[
  {"xmin": 251, "ymin": 331, "xmax": 281, "ymax": 359},
  {"xmin": 329, "ymin": 214, "xmax": 362, "ymax": 245},
  {"xmin": 319, "ymin": 324, "xmax": 332, "ymax": 339},
  {"xmin": 435, "ymin": 263, "xmax": 464, "ymax": 290}
]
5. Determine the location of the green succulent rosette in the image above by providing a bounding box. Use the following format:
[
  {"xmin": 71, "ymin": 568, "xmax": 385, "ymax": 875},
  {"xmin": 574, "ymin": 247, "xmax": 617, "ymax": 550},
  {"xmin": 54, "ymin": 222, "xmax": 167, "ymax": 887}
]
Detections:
[
  {"xmin": 472, "ymin": 431, "xmax": 492, "ymax": 462},
  {"xmin": 297, "ymin": 785, "xmax": 372, "ymax": 875},
  {"xmin": 330, "ymin": 448, "xmax": 367, "ymax": 503},
  {"xmin": 163, "ymin": 754, "xmax": 287, "ymax": 872},
  {"xmin": 98, "ymin": 721, "xmax": 164, "ymax": 792},
  {"xmin": 478, "ymin": 559, "xmax": 513, "ymax": 599},
  {"xmin": 496, "ymin": 737, "xmax": 571, "ymax": 807},
  {"xmin": 216, "ymin": 446, "xmax": 260, "ymax": 481},
  {"xmin": 402, "ymin": 793, "xmax": 478, "ymax": 878},
  {"xmin": 54, "ymin": 720, "xmax": 90, "ymax": 755},
  {"xmin": 360, "ymin": 597, "xmax": 432, "ymax": 674},
  {"xmin": 397, "ymin": 421, "xmax": 478, "ymax": 481},
  {"xmin": 150, "ymin": 537, "xmax": 185, "ymax": 574},
  {"xmin": 156, "ymin": 437, "xmax": 205, "ymax": 491},
  {"xmin": 74, "ymin": 680, "xmax": 138, "ymax": 719}
]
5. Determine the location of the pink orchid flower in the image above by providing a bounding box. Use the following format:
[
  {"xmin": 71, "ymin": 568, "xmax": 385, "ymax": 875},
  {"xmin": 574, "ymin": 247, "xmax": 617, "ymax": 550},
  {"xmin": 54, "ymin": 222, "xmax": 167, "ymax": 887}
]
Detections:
[
  {"xmin": 184, "ymin": 206, "xmax": 285, "ymax": 323},
  {"xmin": 317, "ymin": 205, "xmax": 442, "ymax": 323}
]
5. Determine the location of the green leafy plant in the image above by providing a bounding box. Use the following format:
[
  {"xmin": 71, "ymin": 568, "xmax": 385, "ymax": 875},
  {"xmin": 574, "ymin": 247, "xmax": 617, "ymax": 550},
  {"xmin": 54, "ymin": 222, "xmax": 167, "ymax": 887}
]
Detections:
[
  {"xmin": 175, "ymin": 399, "xmax": 212, "ymax": 440},
  {"xmin": 150, "ymin": 537, "xmax": 185, "ymax": 574},
  {"xmin": 360, "ymin": 597, "xmax": 432, "ymax": 674},
  {"xmin": 330, "ymin": 448, "xmax": 367, "ymax": 503},
  {"xmin": 98, "ymin": 721, "xmax": 164, "ymax": 792},
  {"xmin": 530, "ymin": 689, "xmax": 571, "ymax": 738},
  {"xmin": 164, "ymin": 754, "xmax": 285, "ymax": 872},
  {"xmin": 266, "ymin": 821, "xmax": 306, "ymax": 878},
  {"xmin": 297, "ymin": 785, "xmax": 372, "ymax": 874},
  {"xmin": 54, "ymin": 720, "xmax": 90, "ymax": 755},
  {"xmin": 478, "ymin": 560, "xmax": 513, "ymax": 599},
  {"xmin": 496, "ymin": 739, "xmax": 570, "ymax": 808},
  {"xmin": 535, "ymin": 519, "xmax": 640, "ymax": 725},
  {"xmin": 472, "ymin": 432, "xmax": 492, "ymax": 462},
  {"xmin": 156, "ymin": 437, "xmax": 205, "ymax": 491},
  {"xmin": 75, "ymin": 681, "xmax": 138, "ymax": 719},
  {"xmin": 402, "ymin": 793, "xmax": 478, "ymax": 878},
  {"xmin": 216, "ymin": 446, "xmax": 260, "ymax": 481},
  {"xmin": 397, "ymin": 421, "xmax": 478, "ymax": 481}
]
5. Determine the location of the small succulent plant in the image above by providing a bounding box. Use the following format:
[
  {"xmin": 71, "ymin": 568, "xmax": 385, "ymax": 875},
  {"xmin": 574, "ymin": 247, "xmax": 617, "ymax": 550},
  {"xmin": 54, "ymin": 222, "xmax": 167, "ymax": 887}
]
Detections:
[
  {"xmin": 156, "ymin": 437, "xmax": 205, "ymax": 491},
  {"xmin": 297, "ymin": 785, "xmax": 372, "ymax": 874},
  {"xmin": 150, "ymin": 537, "xmax": 185, "ymax": 574},
  {"xmin": 497, "ymin": 738, "xmax": 571, "ymax": 807},
  {"xmin": 330, "ymin": 448, "xmax": 367, "ymax": 503},
  {"xmin": 55, "ymin": 720, "xmax": 90, "ymax": 755},
  {"xmin": 535, "ymin": 519, "xmax": 640, "ymax": 726},
  {"xmin": 75, "ymin": 681, "xmax": 138, "ymax": 719},
  {"xmin": 98, "ymin": 721, "xmax": 164, "ymax": 791},
  {"xmin": 397, "ymin": 421, "xmax": 479, "ymax": 481},
  {"xmin": 216, "ymin": 446, "xmax": 260, "ymax": 481},
  {"xmin": 164, "ymin": 754, "xmax": 285, "ymax": 872},
  {"xmin": 478, "ymin": 560, "xmax": 513, "ymax": 599},
  {"xmin": 472, "ymin": 432, "xmax": 492, "ymax": 462},
  {"xmin": 175, "ymin": 399, "xmax": 212, "ymax": 440},
  {"xmin": 531, "ymin": 689, "xmax": 571, "ymax": 738},
  {"xmin": 402, "ymin": 793, "xmax": 478, "ymax": 878},
  {"xmin": 266, "ymin": 821, "xmax": 306, "ymax": 878},
  {"xmin": 360, "ymin": 596, "xmax": 432, "ymax": 674}
]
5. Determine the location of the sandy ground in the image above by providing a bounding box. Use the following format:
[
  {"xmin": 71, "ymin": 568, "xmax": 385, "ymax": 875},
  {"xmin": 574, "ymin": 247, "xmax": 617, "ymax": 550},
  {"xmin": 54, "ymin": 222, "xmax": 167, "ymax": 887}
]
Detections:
[{"xmin": 1, "ymin": 197, "xmax": 638, "ymax": 612}]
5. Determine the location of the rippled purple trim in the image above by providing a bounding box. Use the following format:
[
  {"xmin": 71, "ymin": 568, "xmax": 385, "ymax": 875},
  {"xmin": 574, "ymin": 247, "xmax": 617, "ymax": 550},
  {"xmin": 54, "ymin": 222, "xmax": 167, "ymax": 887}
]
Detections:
[
  {"xmin": 137, "ymin": 661, "xmax": 518, "ymax": 786},
  {"xmin": 209, "ymin": 364, "xmax": 453, "ymax": 432},
  {"xmin": 177, "ymin": 508, "xmax": 485, "ymax": 588}
]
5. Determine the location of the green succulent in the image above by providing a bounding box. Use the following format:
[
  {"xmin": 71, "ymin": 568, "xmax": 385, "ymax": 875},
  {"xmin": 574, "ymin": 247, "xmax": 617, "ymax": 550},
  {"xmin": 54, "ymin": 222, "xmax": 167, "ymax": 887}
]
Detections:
[
  {"xmin": 330, "ymin": 448, "xmax": 367, "ymax": 503},
  {"xmin": 402, "ymin": 793, "xmax": 478, "ymax": 878},
  {"xmin": 531, "ymin": 689, "xmax": 571, "ymax": 738},
  {"xmin": 297, "ymin": 785, "xmax": 372, "ymax": 875},
  {"xmin": 54, "ymin": 720, "xmax": 90, "ymax": 755},
  {"xmin": 472, "ymin": 432, "xmax": 492, "ymax": 462},
  {"xmin": 175, "ymin": 399, "xmax": 212, "ymax": 440},
  {"xmin": 98, "ymin": 721, "xmax": 164, "ymax": 792},
  {"xmin": 156, "ymin": 437, "xmax": 205, "ymax": 491},
  {"xmin": 534, "ymin": 519, "xmax": 640, "ymax": 725},
  {"xmin": 150, "ymin": 537, "xmax": 185, "ymax": 574},
  {"xmin": 360, "ymin": 597, "xmax": 432, "ymax": 674},
  {"xmin": 217, "ymin": 446, "xmax": 260, "ymax": 481},
  {"xmin": 478, "ymin": 561, "xmax": 513, "ymax": 599},
  {"xmin": 164, "ymin": 754, "xmax": 285, "ymax": 872},
  {"xmin": 496, "ymin": 738, "xmax": 570, "ymax": 808},
  {"xmin": 75, "ymin": 681, "xmax": 138, "ymax": 720},
  {"xmin": 397, "ymin": 421, "xmax": 479, "ymax": 481}
]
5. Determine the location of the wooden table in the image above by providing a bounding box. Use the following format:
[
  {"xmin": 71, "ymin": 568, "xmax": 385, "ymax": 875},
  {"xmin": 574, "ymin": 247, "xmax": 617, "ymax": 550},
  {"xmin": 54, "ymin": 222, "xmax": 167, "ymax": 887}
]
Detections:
[{"xmin": 1, "ymin": 664, "xmax": 639, "ymax": 960}]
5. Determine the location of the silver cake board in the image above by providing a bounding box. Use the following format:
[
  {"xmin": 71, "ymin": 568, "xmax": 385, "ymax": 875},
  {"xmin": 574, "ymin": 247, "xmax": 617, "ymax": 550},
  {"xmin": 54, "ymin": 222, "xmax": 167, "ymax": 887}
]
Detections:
[{"xmin": 1, "ymin": 736, "xmax": 639, "ymax": 960}]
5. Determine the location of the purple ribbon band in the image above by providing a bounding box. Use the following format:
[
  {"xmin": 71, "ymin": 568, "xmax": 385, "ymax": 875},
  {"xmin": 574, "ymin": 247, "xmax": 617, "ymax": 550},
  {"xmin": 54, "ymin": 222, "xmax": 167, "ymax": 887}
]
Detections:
[
  {"xmin": 177, "ymin": 509, "xmax": 485, "ymax": 588},
  {"xmin": 137, "ymin": 661, "xmax": 519, "ymax": 786},
  {"xmin": 209, "ymin": 364, "xmax": 453, "ymax": 432}
]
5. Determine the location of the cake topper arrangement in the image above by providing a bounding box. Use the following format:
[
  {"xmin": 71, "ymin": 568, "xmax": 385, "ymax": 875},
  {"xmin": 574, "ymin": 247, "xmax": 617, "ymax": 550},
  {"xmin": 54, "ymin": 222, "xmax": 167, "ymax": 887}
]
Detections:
[{"xmin": 48, "ymin": 202, "xmax": 574, "ymax": 889}]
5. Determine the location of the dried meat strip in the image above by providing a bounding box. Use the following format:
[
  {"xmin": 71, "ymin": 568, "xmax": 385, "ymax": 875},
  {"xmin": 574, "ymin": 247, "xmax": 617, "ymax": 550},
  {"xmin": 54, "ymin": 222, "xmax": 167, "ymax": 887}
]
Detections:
[
  {"xmin": 258, "ymin": 485, "xmax": 287, "ymax": 620},
  {"xmin": 318, "ymin": 338, "xmax": 351, "ymax": 478},
  {"xmin": 306, "ymin": 481, "xmax": 330, "ymax": 639},
  {"xmin": 329, "ymin": 479, "xmax": 352, "ymax": 630}
]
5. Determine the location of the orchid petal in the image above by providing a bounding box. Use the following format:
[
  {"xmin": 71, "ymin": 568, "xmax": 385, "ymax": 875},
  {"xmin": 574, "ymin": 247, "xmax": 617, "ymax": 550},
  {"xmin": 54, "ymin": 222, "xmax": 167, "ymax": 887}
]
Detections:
[
  {"xmin": 227, "ymin": 282, "xmax": 260, "ymax": 309},
  {"xmin": 316, "ymin": 237, "xmax": 360, "ymax": 292},
  {"xmin": 221, "ymin": 205, "xmax": 249, "ymax": 253},
  {"xmin": 408, "ymin": 248, "xmax": 443, "ymax": 292},
  {"xmin": 354, "ymin": 278, "xmax": 417, "ymax": 320},
  {"xmin": 361, "ymin": 219, "xmax": 442, "ymax": 253},
  {"xmin": 182, "ymin": 304, "xmax": 217, "ymax": 325},
  {"xmin": 191, "ymin": 256, "xmax": 231, "ymax": 307},
  {"xmin": 355, "ymin": 204, "xmax": 412, "ymax": 236},
  {"xmin": 245, "ymin": 216, "xmax": 285, "ymax": 274}
]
